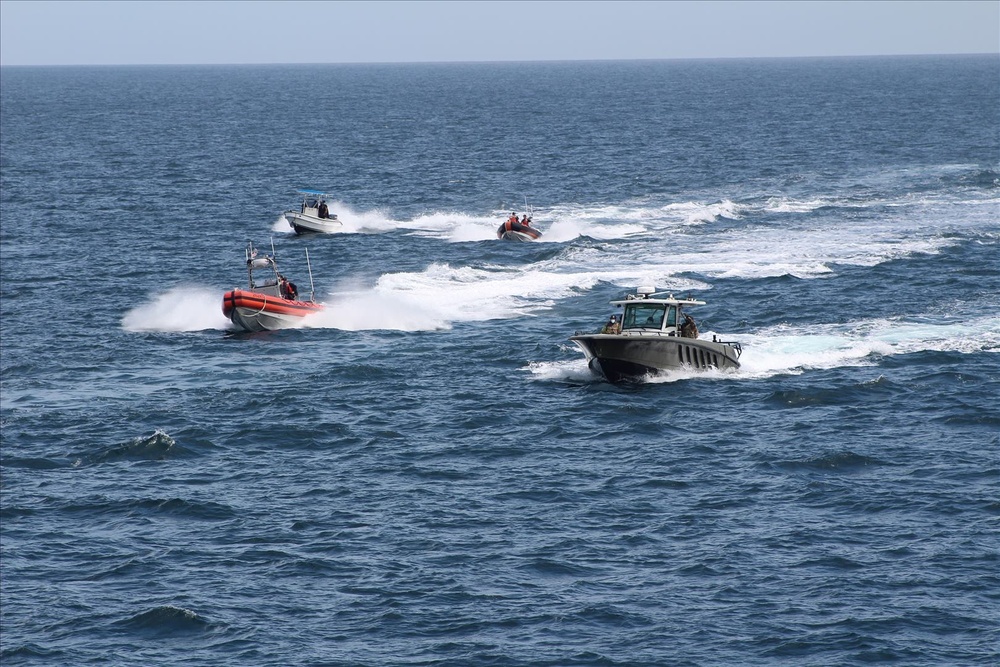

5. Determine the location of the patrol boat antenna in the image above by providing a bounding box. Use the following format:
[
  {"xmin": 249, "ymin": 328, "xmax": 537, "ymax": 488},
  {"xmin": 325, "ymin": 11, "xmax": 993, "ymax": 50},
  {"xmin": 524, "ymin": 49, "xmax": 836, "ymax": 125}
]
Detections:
[{"xmin": 305, "ymin": 248, "xmax": 316, "ymax": 303}]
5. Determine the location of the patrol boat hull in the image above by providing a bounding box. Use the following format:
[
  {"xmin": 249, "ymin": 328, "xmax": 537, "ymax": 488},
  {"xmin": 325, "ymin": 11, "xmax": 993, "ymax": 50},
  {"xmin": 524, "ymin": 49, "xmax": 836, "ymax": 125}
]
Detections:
[
  {"xmin": 571, "ymin": 334, "xmax": 741, "ymax": 383},
  {"xmin": 570, "ymin": 286, "xmax": 743, "ymax": 384},
  {"xmin": 284, "ymin": 189, "xmax": 343, "ymax": 234},
  {"xmin": 284, "ymin": 211, "xmax": 344, "ymax": 235},
  {"xmin": 223, "ymin": 288, "xmax": 324, "ymax": 332}
]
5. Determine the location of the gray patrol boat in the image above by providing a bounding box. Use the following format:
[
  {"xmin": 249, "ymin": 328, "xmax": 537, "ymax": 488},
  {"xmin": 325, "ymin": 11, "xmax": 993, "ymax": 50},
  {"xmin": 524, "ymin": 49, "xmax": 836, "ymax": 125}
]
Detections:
[{"xmin": 570, "ymin": 287, "xmax": 742, "ymax": 383}]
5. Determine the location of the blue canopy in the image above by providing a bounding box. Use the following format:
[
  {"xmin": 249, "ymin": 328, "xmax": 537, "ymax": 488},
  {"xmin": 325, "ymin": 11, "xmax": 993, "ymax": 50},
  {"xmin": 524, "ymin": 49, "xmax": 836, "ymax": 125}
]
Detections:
[{"xmin": 297, "ymin": 189, "xmax": 326, "ymax": 195}]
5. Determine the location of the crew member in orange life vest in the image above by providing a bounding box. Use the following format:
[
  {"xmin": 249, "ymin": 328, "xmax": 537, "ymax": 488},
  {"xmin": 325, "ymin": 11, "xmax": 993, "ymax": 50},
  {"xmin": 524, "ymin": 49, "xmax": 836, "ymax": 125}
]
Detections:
[
  {"xmin": 279, "ymin": 275, "xmax": 299, "ymax": 301},
  {"xmin": 508, "ymin": 212, "xmax": 519, "ymax": 225}
]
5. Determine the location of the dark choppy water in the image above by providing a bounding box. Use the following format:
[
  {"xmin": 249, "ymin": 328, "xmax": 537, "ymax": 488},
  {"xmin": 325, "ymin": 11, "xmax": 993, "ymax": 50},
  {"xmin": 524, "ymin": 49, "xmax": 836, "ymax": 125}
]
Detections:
[{"xmin": 2, "ymin": 56, "xmax": 998, "ymax": 666}]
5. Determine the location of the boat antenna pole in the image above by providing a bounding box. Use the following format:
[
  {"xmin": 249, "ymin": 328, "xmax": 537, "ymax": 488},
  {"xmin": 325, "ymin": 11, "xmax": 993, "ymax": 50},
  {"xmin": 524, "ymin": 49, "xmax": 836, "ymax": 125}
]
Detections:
[{"xmin": 305, "ymin": 248, "xmax": 316, "ymax": 302}]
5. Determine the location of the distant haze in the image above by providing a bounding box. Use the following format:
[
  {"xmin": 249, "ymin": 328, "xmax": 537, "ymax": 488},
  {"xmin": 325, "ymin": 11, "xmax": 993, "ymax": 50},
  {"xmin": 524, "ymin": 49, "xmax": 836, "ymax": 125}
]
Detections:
[{"xmin": 1, "ymin": 0, "xmax": 997, "ymax": 67}]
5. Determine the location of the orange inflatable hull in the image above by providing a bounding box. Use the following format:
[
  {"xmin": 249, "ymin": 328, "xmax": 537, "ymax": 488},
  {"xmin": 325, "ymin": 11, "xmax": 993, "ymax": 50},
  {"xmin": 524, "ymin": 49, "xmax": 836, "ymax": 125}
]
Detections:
[
  {"xmin": 222, "ymin": 289, "xmax": 324, "ymax": 332},
  {"xmin": 497, "ymin": 220, "xmax": 542, "ymax": 241}
]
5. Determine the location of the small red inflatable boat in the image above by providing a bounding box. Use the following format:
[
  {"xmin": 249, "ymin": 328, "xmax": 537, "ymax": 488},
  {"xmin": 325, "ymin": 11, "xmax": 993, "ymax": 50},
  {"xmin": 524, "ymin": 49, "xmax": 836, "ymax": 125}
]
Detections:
[{"xmin": 497, "ymin": 218, "xmax": 542, "ymax": 241}]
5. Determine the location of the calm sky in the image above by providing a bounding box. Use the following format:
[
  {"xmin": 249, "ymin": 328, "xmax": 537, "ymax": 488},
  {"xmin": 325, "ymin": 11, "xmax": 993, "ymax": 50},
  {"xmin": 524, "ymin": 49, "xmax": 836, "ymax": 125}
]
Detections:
[{"xmin": 1, "ymin": 0, "xmax": 997, "ymax": 66}]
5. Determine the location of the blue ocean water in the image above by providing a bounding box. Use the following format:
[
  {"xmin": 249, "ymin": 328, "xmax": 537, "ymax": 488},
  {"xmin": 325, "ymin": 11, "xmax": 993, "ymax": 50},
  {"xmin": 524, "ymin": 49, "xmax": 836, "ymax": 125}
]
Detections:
[{"xmin": 1, "ymin": 55, "xmax": 998, "ymax": 666}]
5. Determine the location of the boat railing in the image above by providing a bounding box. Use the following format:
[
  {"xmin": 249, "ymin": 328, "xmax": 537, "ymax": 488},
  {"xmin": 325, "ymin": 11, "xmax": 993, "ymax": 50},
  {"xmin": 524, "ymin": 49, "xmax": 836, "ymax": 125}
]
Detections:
[
  {"xmin": 620, "ymin": 329, "xmax": 679, "ymax": 337},
  {"xmin": 574, "ymin": 329, "xmax": 679, "ymax": 337},
  {"xmin": 576, "ymin": 328, "xmax": 743, "ymax": 356},
  {"xmin": 711, "ymin": 336, "xmax": 743, "ymax": 358}
]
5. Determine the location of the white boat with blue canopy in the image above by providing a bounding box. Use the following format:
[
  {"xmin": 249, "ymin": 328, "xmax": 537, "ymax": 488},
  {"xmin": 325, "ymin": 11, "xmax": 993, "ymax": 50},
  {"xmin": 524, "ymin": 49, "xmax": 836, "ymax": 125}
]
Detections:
[
  {"xmin": 284, "ymin": 189, "xmax": 344, "ymax": 235},
  {"xmin": 570, "ymin": 286, "xmax": 742, "ymax": 383}
]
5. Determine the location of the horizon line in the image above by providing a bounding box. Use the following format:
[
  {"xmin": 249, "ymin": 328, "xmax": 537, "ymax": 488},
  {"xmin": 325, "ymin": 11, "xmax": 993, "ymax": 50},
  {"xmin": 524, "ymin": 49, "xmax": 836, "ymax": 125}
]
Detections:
[{"xmin": 2, "ymin": 52, "xmax": 997, "ymax": 68}]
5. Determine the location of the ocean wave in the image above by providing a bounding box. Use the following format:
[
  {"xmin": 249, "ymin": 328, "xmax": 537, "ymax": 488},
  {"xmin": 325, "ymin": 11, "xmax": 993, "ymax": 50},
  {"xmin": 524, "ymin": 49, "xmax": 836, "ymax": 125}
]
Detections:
[
  {"xmin": 134, "ymin": 497, "xmax": 237, "ymax": 519},
  {"xmin": 960, "ymin": 168, "xmax": 1000, "ymax": 188},
  {"xmin": 773, "ymin": 451, "xmax": 887, "ymax": 474},
  {"xmin": 72, "ymin": 429, "xmax": 187, "ymax": 466},
  {"xmin": 0, "ymin": 456, "xmax": 66, "ymax": 470},
  {"xmin": 765, "ymin": 376, "xmax": 902, "ymax": 407},
  {"xmin": 0, "ymin": 644, "xmax": 64, "ymax": 662},
  {"xmin": 116, "ymin": 606, "xmax": 220, "ymax": 638}
]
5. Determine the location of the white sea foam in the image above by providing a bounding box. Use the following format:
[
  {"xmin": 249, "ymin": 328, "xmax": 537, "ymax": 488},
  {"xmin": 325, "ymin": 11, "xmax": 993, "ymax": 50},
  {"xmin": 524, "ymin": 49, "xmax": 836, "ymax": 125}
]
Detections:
[
  {"xmin": 659, "ymin": 199, "xmax": 744, "ymax": 224},
  {"xmin": 734, "ymin": 315, "xmax": 1000, "ymax": 379},
  {"xmin": 631, "ymin": 218, "xmax": 962, "ymax": 279},
  {"xmin": 302, "ymin": 255, "xmax": 716, "ymax": 333},
  {"xmin": 540, "ymin": 200, "xmax": 742, "ymax": 238},
  {"xmin": 540, "ymin": 218, "xmax": 647, "ymax": 242},
  {"xmin": 270, "ymin": 214, "xmax": 293, "ymax": 233},
  {"xmin": 302, "ymin": 289, "xmax": 450, "ymax": 331},
  {"xmin": 429, "ymin": 206, "xmax": 648, "ymax": 243},
  {"xmin": 763, "ymin": 197, "xmax": 829, "ymax": 213},
  {"xmin": 121, "ymin": 286, "xmax": 232, "ymax": 332},
  {"xmin": 540, "ymin": 196, "xmax": 974, "ymax": 279},
  {"xmin": 444, "ymin": 218, "xmax": 504, "ymax": 242},
  {"xmin": 307, "ymin": 263, "xmax": 601, "ymax": 331},
  {"xmin": 524, "ymin": 358, "xmax": 595, "ymax": 383}
]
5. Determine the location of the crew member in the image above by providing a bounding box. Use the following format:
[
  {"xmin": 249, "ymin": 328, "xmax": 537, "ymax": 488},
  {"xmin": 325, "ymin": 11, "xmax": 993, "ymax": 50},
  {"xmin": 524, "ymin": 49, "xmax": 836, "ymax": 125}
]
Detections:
[
  {"xmin": 680, "ymin": 314, "xmax": 698, "ymax": 338},
  {"xmin": 318, "ymin": 200, "xmax": 331, "ymax": 219},
  {"xmin": 279, "ymin": 275, "xmax": 299, "ymax": 301}
]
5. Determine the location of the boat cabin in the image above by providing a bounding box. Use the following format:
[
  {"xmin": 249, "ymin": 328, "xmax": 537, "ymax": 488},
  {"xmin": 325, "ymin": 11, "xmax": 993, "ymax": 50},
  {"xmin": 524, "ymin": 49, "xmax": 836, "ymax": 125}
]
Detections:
[
  {"xmin": 246, "ymin": 255, "xmax": 281, "ymax": 296},
  {"xmin": 611, "ymin": 287, "xmax": 703, "ymax": 337},
  {"xmin": 297, "ymin": 189, "xmax": 337, "ymax": 220},
  {"xmin": 242, "ymin": 242, "xmax": 302, "ymax": 301},
  {"xmin": 622, "ymin": 301, "xmax": 677, "ymax": 331}
]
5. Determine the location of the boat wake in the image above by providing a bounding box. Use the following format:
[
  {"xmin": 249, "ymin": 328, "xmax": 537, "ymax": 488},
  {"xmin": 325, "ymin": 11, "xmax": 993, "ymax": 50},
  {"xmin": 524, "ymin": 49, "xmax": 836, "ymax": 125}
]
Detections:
[
  {"xmin": 272, "ymin": 201, "xmax": 654, "ymax": 242},
  {"xmin": 121, "ymin": 286, "xmax": 232, "ymax": 332},
  {"xmin": 737, "ymin": 315, "xmax": 1000, "ymax": 378},
  {"xmin": 302, "ymin": 287, "xmax": 450, "ymax": 332},
  {"xmin": 304, "ymin": 264, "xmax": 571, "ymax": 331}
]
